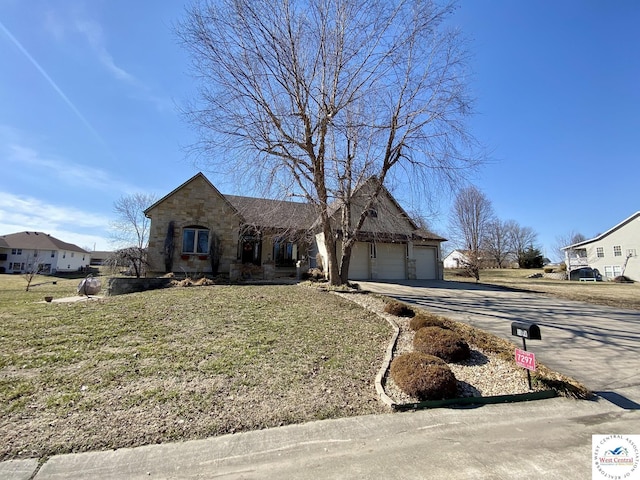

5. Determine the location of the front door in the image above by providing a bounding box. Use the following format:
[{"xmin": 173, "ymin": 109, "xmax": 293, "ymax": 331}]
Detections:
[{"xmin": 241, "ymin": 239, "xmax": 261, "ymax": 265}]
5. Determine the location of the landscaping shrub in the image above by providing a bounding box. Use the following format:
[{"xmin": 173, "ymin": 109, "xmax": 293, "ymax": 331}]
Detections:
[
  {"xmin": 390, "ymin": 352, "xmax": 457, "ymax": 400},
  {"xmin": 383, "ymin": 300, "xmax": 415, "ymax": 317},
  {"xmin": 409, "ymin": 312, "xmax": 448, "ymax": 331},
  {"xmin": 305, "ymin": 268, "xmax": 325, "ymax": 281},
  {"xmin": 613, "ymin": 275, "xmax": 634, "ymax": 283},
  {"xmin": 413, "ymin": 326, "xmax": 471, "ymax": 363}
]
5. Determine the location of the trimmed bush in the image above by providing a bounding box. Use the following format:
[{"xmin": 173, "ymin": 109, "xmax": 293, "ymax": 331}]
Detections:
[
  {"xmin": 409, "ymin": 312, "xmax": 448, "ymax": 331},
  {"xmin": 613, "ymin": 276, "xmax": 634, "ymax": 283},
  {"xmin": 383, "ymin": 300, "xmax": 415, "ymax": 317},
  {"xmin": 390, "ymin": 352, "xmax": 457, "ymax": 400},
  {"xmin": 413, "ymin": 326, "xmax": 471, "ymax": 363}
]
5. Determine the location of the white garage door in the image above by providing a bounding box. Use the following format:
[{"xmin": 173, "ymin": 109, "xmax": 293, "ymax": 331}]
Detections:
[
  {"xmin": 348, "ymin": 242, "xmax": 370, "ymax": 280},
  {"xmin": 376, "ymin": 243, "xmax": 406, "ymax": 279},
  {"xmin": 415, "ymin": 246, "xmax": 437, "ymax": 280}
]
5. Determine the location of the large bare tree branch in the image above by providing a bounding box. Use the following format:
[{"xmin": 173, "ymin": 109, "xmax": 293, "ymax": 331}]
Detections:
[{"xmin": 177, "ymin": 0, "xmax": 482, "ymax": 284}]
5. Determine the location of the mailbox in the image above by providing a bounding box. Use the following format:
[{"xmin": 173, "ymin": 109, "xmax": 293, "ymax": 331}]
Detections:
[{"xmin": 511, "ymin": 322, "xmax": 541, "ymax": 340}]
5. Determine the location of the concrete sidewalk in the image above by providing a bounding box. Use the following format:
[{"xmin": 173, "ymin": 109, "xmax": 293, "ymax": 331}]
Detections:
[{"xmin": 3, "ymin": 386, "xmax": 639, "ymax": 480}]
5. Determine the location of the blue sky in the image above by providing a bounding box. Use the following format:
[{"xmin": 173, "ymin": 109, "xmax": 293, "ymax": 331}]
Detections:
[{"xmin": 1, "ymin": 1, "xmax": 638, "ymax": 260}]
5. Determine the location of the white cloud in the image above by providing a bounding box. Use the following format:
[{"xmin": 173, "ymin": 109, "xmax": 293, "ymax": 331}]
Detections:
[
  {"xmin": 0, "ymin": 192, "xmax": 113, "ymax": 250},
  {"xmin": 4, "ymin": 141, "xmax": 137, "ymax": 194},
  {"xmin": 73, "ymin": 18, "xmax": 137, "ymax": 84},
  {"xmin": 42, "ymin": 8, "xmax": 173, "ymax": 112}
]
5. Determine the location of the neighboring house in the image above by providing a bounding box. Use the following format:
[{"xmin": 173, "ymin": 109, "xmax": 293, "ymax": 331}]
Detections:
[
  {"xmin": 0, "ymin": 231, "xmax": 91, "ymax": 274},
  {"xmin": 443, "ymin": 249, "xmax": 470, "ymax": 269},
  {"xmin": 89, "ymin": 251, "xmax": 113, "ymax": 266},
  {"xmin": 563, "ymin": 211, "xmax": 640, "ymax": 281},
  {"xmin": 442, "ymin": 249, "xmax": 507, "ymax": 269},
  {"xmin": 144, "ymin": 173, "xmax": 446, "ymax": 280}
]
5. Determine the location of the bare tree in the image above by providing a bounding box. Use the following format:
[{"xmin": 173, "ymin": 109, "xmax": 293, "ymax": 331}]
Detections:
[
  {"xmin": 554, "ymin": 230, "xmax": 586, "ymax": 264},
  {"xmin": 111, "ymin": 193, "xmax": 157, "ymax": 278},
  {"xmin": 483, "ymin": 218, "xmax": 512, "ymax": 268},
  {"xmin": 177, "ymin": 0, "xmax": 481, "ymax": 285},
  {"xmin": 506, "ymin": 220, "xmax": 539, "ymax": 268},
  {"xmin": 448, "ymin": 186, "xmax": 494, "ymax": 281},
  {"xmin": 23, "ymin": 253, "xmax": 44, "ymax": 291}
]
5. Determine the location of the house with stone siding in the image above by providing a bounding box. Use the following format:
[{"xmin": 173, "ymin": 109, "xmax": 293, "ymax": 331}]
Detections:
[{"xmin": 144, "ymin": 173, "xmax": 445, "ymax": 281}]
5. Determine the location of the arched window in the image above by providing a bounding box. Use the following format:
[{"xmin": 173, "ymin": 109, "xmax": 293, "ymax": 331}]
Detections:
[{"xmin": 182, "ymin": 226, "xmax": 209, "ymax": 254}]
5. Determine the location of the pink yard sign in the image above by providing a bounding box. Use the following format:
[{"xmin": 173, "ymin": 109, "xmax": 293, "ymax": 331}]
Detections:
[{"xmin": 515, "ymin": 348, "xmax": 536, "ymax": 371}]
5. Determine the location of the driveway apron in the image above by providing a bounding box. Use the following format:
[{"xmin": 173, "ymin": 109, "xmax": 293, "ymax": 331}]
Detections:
[{"xmin": 357, "ymin": 280, "xmax": 640, "ymax": 404}]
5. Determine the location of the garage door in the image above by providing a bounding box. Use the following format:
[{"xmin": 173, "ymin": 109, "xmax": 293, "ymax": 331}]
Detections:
[
  {"xmin": 348, "ymin": 242, "xmax": 370, "ymax": 280},
  {"xmin": 415, "ymin": 246, "xmax": 437, "ymax": 280},
  {"xmin": 376, "ymin": 243, "xmax": 406, "ymax": 279}
]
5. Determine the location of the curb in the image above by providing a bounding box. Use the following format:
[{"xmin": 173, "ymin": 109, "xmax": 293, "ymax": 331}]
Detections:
[
  {"xmin": 392, "ymin": 389, "xmax": 558, "ymax": 411},
  {"xmin": 374, "ymin": 313, "xmax": 400, "ymax": 408}
]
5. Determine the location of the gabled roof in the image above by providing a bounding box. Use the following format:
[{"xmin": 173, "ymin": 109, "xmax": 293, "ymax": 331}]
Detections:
[
  {"xmin": 145, "ymin": 172, "xmax": 317, "ymax": 232},
  {"xmin": 144, "ymin": 172, "xmax": 241, "ymax": 219},
  {"xmin": 0, "ymin": 231, "xmax": 88, "ymax": 253},
  {"xmin": 147, "ymin": 172, "xmax": 445, "ymax": 242},
  {"xmin": 563, "ymin": 211, "xmax": 640, "ymax": 250},
  {"xmin": 319, "ymin": 176, "xmax": 445, "ymax": 240}
]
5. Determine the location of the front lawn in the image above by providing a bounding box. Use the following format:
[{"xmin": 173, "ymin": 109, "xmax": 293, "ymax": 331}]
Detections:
[{"xmin": 0, "ymin": 275, "xmax": 390, "ymax": 460}]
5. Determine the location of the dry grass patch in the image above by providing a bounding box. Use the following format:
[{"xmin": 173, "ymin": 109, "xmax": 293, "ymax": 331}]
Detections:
[
  {"xmin": 0, "ymin": 276, "xmax": 390, "ymax": 461},
  {"xmin": 445, "ymin": 268, "xmax": 640, "ymax": 310}
]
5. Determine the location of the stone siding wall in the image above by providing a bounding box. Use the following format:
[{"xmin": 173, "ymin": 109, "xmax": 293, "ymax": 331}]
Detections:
[
  {"xmin": 146, "ymin": 175, "xmax": 240, "ymax": 275},
  {"xmin": 107, "ymin": 277, "xmax": 173, "ymax": 296}
]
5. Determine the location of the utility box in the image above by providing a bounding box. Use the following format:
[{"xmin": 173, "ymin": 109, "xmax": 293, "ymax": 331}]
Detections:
[{"xmin": 511, "ymin": 322, "xmax": 541, "ymax": 340}]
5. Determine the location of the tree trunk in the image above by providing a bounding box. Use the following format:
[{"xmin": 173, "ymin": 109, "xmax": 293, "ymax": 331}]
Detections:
[
  {"xmin": 339, "ymin": 239, "xmax": 353, "ymax": 285},
  {"xmin": 322, "ymin": 221, "xmax": 341, "ymax": 286}
]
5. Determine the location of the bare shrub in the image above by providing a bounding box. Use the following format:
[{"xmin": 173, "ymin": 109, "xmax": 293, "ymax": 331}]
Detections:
[
  {"xmin": 390, "ymin": 352, "xmax": 457, "ymax": 400},
  {"xmin": 409, "ymin": 312, "xmax": 448, "ymax": 331},
  {"xmin": 413, "ymin": 326, "xmax": 471, "ymax": 363},
  {"xmin": 383, "ymin": 300, "xmax": 415, "ymax": 317}
]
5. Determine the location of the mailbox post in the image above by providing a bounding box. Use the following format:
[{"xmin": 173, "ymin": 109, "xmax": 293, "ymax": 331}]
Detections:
[{"xmin": 511, "ymin": 322, "xmax": 541, "ymax": 390}]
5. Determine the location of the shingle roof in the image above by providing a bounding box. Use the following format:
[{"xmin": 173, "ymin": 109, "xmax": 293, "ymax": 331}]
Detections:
[
  {"xmin": 563, "ymin": 211, "xmax": 640, "ymax": 249},
  {"xmin": 0, "ymin": 231, "xmax": 88, "ymax": 253},
  {"xmin": 225, "ymin": 195, "xmax": 317, "ymax": 231}
]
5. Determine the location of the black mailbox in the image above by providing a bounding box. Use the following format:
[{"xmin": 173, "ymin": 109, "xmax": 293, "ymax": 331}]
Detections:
[{"xmin": 511, "ymin": 322, "xmax": 541, "ymax": 340}]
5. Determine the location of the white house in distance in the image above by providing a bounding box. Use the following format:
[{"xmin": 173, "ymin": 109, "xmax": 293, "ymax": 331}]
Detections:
[
  {"xmin": 443, "ymin": 249, "xmax": 470, "ymax": 269},
  {"xmin": 0, "ymin": 231, "xmax": 91, "ymax": 274},
  {"xmin": 563, "ymin": 211, "xmax": 640, "ymax": 281}
]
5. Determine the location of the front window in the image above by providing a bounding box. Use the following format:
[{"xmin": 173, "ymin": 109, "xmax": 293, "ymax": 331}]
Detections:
[
  {"xmin": 11, "ymin": 249, "xmax": 22, "ymax": 255},
  {"xmin": 604, "ymin": 265, "xmax": 622, "ymax": 279},
  {"xmin": 613, "ymin": 245, "xmax": 622, "ymax": 257},
  {"xmin": 596, "ymin": 247, "xmax": 604, "ymax": 258},
  {"xmin": 183, "ymin": 227, "xmax": 209, "ymax": 254}
]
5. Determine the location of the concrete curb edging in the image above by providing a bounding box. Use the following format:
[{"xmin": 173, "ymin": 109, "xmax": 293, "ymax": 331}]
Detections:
[
  {"xmin": 392, "ymin": 389, "xmax": 558, "ymax": 411},
  {"xmin": 374, "ymin": 312, "xmax": 400, "ymax": 408}
]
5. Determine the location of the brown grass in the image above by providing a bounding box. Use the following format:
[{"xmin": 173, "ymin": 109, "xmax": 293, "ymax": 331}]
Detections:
[
  {"xmin": 0, "ymin": 276, "xmax": 390, "ymax": 461},
  {"xmin": 445, "ymin": 268, "xmax": 640, "ymax": 310}
]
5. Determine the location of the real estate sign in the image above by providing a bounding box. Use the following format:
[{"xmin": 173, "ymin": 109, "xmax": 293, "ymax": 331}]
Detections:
[{"xmin": 515, "ymin": 348, "xmax": 536, "ymax": 371}]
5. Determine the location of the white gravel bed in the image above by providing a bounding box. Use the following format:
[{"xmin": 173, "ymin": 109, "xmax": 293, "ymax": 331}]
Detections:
[{"xmin": 335, "ymin": 292, "xmax": 540, "ymax": 405}]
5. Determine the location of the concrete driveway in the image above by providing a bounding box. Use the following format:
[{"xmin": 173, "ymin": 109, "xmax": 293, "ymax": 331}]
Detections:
[{"xmin": 357, "ymin": 280, "xmax": 640, "ymax": 403}]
